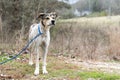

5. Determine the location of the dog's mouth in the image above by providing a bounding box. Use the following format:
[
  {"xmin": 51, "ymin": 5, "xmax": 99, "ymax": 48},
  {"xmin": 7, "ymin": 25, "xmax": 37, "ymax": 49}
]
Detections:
[
  {"xmin": 48, "ymin": 22, "xmax": 56, "ymax": 26},
  {"xmin": 48, "ymin": 24, "xmax": 55, "ymax": 26},
  {"xmin": 52, "ymin": 23, "xmax": 55, "ymax": 26}
]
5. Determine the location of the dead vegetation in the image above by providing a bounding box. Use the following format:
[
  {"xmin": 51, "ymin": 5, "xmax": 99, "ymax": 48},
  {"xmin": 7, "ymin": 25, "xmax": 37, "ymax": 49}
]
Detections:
[
  {"xmin": 1, "ymin": 16, "xmax": 120, "ymax": 61},
  {"xmin": 50, "ymin": 16, "xmax": 120, "ymax": 61}
]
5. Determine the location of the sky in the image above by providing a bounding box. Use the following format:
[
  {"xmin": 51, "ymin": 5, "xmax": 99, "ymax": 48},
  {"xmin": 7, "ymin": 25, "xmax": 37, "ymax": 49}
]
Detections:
[
  {"xmin": 58, "ymin": 0, "xmax": 79, "ymax": 4},
  {"xmin": 68, "ymin": 0, "xmax": 79, "ymax": 4}
]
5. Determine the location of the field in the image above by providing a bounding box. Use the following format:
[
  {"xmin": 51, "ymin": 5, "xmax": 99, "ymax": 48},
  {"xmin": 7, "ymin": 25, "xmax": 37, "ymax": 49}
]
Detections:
[
  {"xmin": 51, "ymin": 16, "xmax": 120, "ymax": 61},
  {"xmin": 1, "ymin": 16, "xmax": 120, "ymax": 80},
  {"xmin": 0, "ymin": 55, "xmax": 120, "ymax": 80}
]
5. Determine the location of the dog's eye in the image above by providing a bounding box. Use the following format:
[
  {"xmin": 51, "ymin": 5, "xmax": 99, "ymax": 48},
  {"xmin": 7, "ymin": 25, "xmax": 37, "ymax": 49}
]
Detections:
[
  {"xmin": 52, "ymin": 17, "xmax": 55, "ymax": 19},
  {"xmin": 46, "ymin": 17, "xmax": 49, "ymax": 20}
]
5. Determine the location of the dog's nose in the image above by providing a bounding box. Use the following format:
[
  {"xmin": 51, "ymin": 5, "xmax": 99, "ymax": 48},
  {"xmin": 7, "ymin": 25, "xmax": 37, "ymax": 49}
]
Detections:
[{"xmin": 51, "ymin": 20, "xmax": 55, "ymax": 25}]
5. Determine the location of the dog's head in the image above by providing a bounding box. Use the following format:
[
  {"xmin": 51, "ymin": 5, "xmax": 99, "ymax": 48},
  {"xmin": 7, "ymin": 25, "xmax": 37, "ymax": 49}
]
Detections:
[{"xmin": 37, "ymin": 12, "xmax": 57, "ymax": 27}]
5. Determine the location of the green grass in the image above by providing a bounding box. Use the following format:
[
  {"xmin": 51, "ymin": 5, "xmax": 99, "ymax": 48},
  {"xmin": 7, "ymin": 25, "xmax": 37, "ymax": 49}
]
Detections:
[
  {"xmin": 1, "ymin": 55, "xmax": 120, "ymax": 80},
  {"xmin": 0, "ymin": 54, "xmax": 9, "ymax": 62},
  {"xmin": 77, "ymin": 71, "xmax": 120, "ymax": 80},
  {"xmin": 39, "ymin": 69, "xmax": 120, "ymax": 80}
]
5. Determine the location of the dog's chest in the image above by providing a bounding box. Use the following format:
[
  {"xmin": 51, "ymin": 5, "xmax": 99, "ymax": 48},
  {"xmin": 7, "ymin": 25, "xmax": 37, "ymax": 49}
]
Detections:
[
  {"xmin": 40, "ymin": 31, "xmax": 50, "ymax": 43},
  {"xmin": 41, "ymin": 34, "xmax": 48, "ymax": 41},
  {"xmin": 29, "ymin": 24, "xmax": 50, "ymax": 45}
]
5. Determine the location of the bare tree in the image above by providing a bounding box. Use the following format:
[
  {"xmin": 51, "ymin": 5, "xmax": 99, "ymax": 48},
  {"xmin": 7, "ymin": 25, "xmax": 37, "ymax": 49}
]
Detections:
[
  {"xmin": 108, "ymin": 0, "xmax": 112, "ymax": 16},
  {"xmin": 0, "ymin": 9, "xmax": 2, "ymax": 32},
  {"xmin": 73, "ymin": 0, "xmax": 120, "ymax": 15}
]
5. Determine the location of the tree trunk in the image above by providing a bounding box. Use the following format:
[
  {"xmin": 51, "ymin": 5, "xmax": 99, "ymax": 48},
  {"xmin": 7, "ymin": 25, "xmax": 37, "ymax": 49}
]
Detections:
[
  {"xmin": 0, "ymin": 10, "xmax": 2, "ymax": 32},
  {"xmin": 0, "ymin": 10, "xmax": 3, "ymax": 43},
  {"xmin": 108, "ymin": 0, "xmax": 112, "ymax": 16}
]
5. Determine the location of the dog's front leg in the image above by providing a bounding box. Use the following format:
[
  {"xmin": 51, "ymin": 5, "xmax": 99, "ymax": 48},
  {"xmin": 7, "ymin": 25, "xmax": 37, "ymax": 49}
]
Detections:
[
  {"xmin": 29, "ymin": 52, "xmax": 33, "ymax": 65},
  {"xmin": 34, "ymin": 46, "xmax": 40, "ymax": 75},
  {"xmin": 42, "ymin": 45, "xmax": 48, "ymax": 74}
]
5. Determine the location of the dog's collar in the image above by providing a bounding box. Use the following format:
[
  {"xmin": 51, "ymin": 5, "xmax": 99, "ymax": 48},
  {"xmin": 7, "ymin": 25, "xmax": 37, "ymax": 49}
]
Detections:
[
  {"xmin": 41, "ymin": 21, "xmax": 45, "ymax": 27},
  {"xmin": 38, "ymin": 24, "xmax": 43, "ymax": 35}
]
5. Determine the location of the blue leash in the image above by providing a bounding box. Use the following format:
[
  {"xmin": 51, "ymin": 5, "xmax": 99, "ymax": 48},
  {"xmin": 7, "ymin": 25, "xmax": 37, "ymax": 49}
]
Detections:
[{"xmin": 0, "ymin": 24, "xmax": 43, "ymax": 65}]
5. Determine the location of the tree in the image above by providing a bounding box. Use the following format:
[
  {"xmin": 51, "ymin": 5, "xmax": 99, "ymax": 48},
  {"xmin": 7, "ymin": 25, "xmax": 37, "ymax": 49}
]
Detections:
[
  {"xmin": 0, "ymin": 0, "xmax": 71, "ymax": 41},
  {"xmin": 0, "ymin": 9, "xmax": 2, "ymax": 32},
  {"xmin": 92, "ymin": 0, "xmax": 103, "ymax": 12},
  {"xmin": 73, "ymin": 0, "xmax": 120, "ymax": 15}
]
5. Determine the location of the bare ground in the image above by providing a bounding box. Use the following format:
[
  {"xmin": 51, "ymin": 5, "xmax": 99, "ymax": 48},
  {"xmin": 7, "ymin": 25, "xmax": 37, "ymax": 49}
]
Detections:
[
  {"xmin": 0, "ymin": 56, "xmax": 120, "ymax": 80},
  {"xmin": 62, "ymin": 56, "xmax": 120, "ymax": 74}
]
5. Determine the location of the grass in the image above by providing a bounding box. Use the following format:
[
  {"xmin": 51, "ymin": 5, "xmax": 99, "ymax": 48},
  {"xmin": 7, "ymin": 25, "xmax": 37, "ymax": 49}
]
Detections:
[
  {"xmin": 78, "ymin": 71, "xmax": 120, "ymax": 80},
  {"xmin": 1, "ymin": 16, "xmax": 120, "ymax": 79},
  {"xmin": 50, "ymin": 15, "xmax": 120, "ymax": 61},
  {"xmin": 0, "ymin": 55, "xmax": 120, "ymax": 80}
]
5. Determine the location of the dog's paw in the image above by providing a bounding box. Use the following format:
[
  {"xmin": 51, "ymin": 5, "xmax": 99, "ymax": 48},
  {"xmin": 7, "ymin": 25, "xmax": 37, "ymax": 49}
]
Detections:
[
  {"xmin": 34, "ymin": 70, "xmax": 39, "ymax": 76},
  {"xmin": 42, "ymin": 70, "xmax": 48, "ymax": 74},
  {"xmin": 29, "ymin": 61, "xmax": 33, "ymax": 66}
]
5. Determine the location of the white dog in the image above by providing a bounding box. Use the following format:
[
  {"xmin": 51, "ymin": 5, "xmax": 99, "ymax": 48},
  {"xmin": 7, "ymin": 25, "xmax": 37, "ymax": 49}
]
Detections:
[{"xmin": 29, "ymin": 12, "xmax": 57, "ymax": 75}]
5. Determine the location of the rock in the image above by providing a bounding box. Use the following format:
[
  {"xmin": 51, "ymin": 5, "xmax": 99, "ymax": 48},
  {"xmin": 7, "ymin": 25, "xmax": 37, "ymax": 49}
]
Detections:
[{"xmin": 0, "ymin": 74, "xmax": 12, "ymax": 79}]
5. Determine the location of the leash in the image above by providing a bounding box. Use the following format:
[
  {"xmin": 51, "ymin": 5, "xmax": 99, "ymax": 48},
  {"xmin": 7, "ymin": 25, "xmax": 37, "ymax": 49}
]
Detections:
[{"xmin": 0, "ymin": 24, "xmax": 43, "ymax": 65}]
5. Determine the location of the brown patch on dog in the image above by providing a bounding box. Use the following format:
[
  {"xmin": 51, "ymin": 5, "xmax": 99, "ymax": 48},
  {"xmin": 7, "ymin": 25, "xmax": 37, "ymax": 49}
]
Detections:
[
  {"xmin": 36, "ymin": 12, "xmax": 58, "ymax": 29},
  {"xmin": 36, "ymin": 13, "xmax": 46, "ymax": 20}
]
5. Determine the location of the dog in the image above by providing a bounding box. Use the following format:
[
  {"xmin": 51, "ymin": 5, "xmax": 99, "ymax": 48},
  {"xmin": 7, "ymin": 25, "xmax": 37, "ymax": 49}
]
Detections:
[{"xmin": 28, "ymin": 12, "xmax": 57, "ymax": 75}]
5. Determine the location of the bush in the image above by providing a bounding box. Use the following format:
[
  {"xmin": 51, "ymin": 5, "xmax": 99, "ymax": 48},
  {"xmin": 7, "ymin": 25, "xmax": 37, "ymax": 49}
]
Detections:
[
  {"xmin": 87, "ymin": 11, "xmax": 107, "ymax": 17},
  {"xmin": 61, "ymin": 13, "xmax": 76, "ymax": 19}
]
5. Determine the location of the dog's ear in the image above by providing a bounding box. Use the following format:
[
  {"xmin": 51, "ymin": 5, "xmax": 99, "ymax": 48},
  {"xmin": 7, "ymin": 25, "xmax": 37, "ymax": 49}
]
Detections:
[
  {"xmin": 54, "ymin": 12, "xmax": 58, "ymax": 18},
  {"xmin": 36, "ymin": 13, "xmax": 46, "ymax": 19},
  {"xmin": 50, "ymin": 12, "xmax": 58, "ymax": 18}
]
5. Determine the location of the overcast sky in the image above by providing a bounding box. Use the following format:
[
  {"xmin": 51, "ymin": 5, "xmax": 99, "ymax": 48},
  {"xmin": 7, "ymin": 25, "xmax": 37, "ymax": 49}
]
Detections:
[
  {"xmin": 58, "ymin": 0, "xmax": 79, "ymax": 4},
  {"xmin": 68, "ymin": 0, "xmax": 79, "ymax": 4}
]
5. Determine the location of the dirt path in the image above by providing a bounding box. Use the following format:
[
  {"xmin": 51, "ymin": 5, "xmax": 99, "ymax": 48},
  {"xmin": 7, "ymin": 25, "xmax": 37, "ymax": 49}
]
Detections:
[{"xmin": 61, "ymin": 56, "xmax": 120, "ymax": 74}]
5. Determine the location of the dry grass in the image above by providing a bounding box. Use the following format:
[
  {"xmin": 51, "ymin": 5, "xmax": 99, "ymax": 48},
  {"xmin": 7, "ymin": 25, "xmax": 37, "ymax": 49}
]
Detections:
[
  {"xmin": 1, "ymin": 16, "xmax": 120, "ymax": 80},
  {"xmin": 1, "ymin": 16, "xmax": 120, "ymax": 61},
  {"xmin": 50, "ymin": 16, "xmax": 120, "ymax": 61}
]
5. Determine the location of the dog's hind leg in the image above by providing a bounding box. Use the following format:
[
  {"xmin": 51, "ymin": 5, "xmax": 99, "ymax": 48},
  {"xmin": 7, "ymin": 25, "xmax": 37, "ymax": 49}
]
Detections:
[{"xmin": 34, "ymin": 46, "xmax": 40, "ymax": 75}]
